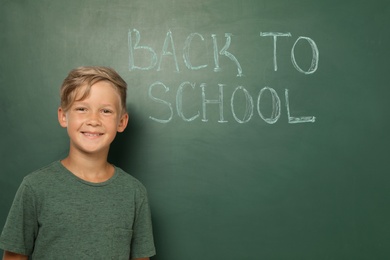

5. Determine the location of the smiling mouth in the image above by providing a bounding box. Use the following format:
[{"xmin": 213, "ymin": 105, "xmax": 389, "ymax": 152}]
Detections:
[{"xmin": 82, "ymin": 132, "xmax": 103, "ymax": 137}]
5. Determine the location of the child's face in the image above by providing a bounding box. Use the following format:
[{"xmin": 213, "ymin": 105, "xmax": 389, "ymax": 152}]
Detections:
[{"xmin": 58, "ymin": 81, "xmax": 128, "ymax": 156}]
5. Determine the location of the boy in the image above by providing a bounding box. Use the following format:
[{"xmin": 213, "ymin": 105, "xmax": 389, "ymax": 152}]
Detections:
[{"xmin": 0, "ymin": 67, "xmax": 156, "ymax": 259}]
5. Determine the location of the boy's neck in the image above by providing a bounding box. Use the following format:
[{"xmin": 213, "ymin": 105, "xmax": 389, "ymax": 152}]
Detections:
[{"xmin": 61, "ymin": 153, "xmax": 115, "ymax": 183}]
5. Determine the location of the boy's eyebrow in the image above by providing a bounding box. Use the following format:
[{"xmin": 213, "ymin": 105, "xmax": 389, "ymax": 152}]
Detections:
[
  {"xmin": 72, "ymin": 101, "xmax": 88, "ymax": 106},
  {"xmin": 100, "ymin": 104, "xmax": 117, "ymax": 108}
]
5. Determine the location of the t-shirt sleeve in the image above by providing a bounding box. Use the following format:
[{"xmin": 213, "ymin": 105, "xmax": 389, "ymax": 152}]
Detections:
[
  {"xmin": 130, "ymin": 188, "xmax": 156, "ymax": 259},
  {"xmin": 0, "ymin": 179, "xmax": 38, "ymax": 255}
]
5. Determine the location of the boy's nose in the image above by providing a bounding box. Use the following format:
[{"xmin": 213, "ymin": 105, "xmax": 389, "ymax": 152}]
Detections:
[{"xmin": 86, "ymin": 112, "xmax": 102, "ymax": 126}]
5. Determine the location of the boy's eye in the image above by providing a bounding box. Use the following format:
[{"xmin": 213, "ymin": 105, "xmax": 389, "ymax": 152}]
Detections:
[
  {"xmin": 75, "ymin": 107, "xmax": 87, "ymax": 112},
  {"xmin": 102, "ymin": 109, "xmax": 112, "ymax": 114}
]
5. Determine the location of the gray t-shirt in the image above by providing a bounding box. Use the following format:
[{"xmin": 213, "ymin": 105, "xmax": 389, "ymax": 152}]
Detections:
[{"xmin": 0, "ymin": 161, "xmax": 156, "ymax": 259}]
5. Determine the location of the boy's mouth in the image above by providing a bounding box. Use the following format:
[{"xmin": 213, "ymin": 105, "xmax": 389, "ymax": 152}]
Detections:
[{"xmin": 81, "ymin": 132, "xmax": 103, "ymax": 137}]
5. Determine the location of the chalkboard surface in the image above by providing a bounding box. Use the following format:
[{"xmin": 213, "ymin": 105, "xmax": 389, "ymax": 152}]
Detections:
[{"xmin": 1, "ymin": 1, "xmax": 389, "ymax": 259}]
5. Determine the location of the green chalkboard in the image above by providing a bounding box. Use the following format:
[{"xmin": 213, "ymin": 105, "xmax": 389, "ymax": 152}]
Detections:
[{"xmin": 1, "ymin": 0, "xmax": 389, "ymax": 259}]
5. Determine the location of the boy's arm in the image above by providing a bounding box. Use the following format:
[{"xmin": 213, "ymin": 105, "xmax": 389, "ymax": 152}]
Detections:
[{"xmin": 2, "ymin": 251, "xmax": 28, "ymax": 260}]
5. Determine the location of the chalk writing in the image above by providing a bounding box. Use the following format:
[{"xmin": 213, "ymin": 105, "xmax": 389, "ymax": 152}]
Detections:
[
  {"xmin": 148, "ymin": 81, "xmax": 173, "ymax": 123},
  {"xmin": 128, "ymin": 29, "xmax": 157, "ymax": 70},
  {"xmin": 183, "ymin": 33, "xmax": 207, "ymax": 70},
  {"xmin": 158, "ymin": 30, "xmax": 179, "ymax": 72},
  {"xmin": 257, "ymin": 87, "xmax": 281, "ymax": 124},
  {"xmin": 285, "ymin": 89, "xmax": 316, "ymax": 123},
  {"xmin": 176, "ymin": 81, "xmax": 200, "ymax": 122},
  {"xmin": 259, "ymin": 32, "xmax": 292, "ymax": 72},
  {"xmin": 291, "ymin": 36, "xmax": 319, "ymax": 74},
  {"xmin": 212, "ymin": 33, "xmax": 243, "ymax": 77},
  {"xmin": 128, "ymin": 29, "xmax": 244, "ymax": 74},
  {"xmin": 148, "ymin": 82, "xmax": 315, "ymax": 124},
  {"xmin": 128, "ymin": 29, "xmax": 318, "ymax": 124},
  {"xmin": 231, "ymin": 86, "xmax": 253, "ymax": 123}
]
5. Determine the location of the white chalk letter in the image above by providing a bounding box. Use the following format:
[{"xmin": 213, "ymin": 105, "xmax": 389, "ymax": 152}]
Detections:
[
  {"xmin": 291, "ymin": 36, "xmax": 319, "ymax": 74},
  {"xmin": 200, "ymin": 83, "xmax": 227, "ymax": 123},
  {"xmin": 231, "ymin": 86, "xmax": 254, "ymax": 124},
  {"xmin": 285, "ymin": 89, "xmax": 316, "ymax": 123},
  {"xmin": 260, "ymin": 32, "xmax": 292, "ymax": 71},
  {"xmin": 176, "ymin": 81, "xmax": 200, "ymax": 122},
  {"xmin": 183, "ymin": 33, "xmax": 208, "ymax": 70},
  {"xmin": 128, "ymin": 29, "xmax": 158, "ymax": 71},
  {"xmin": 148, "ymin": 81, "xmax": 173, "ymax": 123},
  {"xmin": 257, "ymin": 87, "xmax": 281, "ymax": 124},
  {"xmin": 158, "ymin": 30, "xmax": 180, "ymax": 72},
  {"xmin": 212, "ymin": 33, "xmax": 243, "ymax": 77}
]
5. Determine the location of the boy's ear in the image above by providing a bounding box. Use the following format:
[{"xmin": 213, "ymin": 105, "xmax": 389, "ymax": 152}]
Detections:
[
  {"xmin": 117, "ymin": 113, "xmax": 129, "ymax": 133},
  {"xmin": 58, "ymin": 107, "xmax": 68, "ymax": 128}
]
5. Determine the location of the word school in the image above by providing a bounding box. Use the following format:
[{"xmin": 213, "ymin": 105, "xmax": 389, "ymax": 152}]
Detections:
[{"xmin": 148, "ymin": 82, "xmax": 315, "ymax": 124}]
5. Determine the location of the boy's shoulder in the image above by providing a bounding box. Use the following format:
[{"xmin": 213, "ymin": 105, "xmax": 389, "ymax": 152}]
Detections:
[
  {"xmin": 113, "ymin": 166, "xmax": 148, "ymax": 194},
  {"xmin": 19, "ymin": 161, "xmax": 65, "ymax": 190},
  {"xmin": 24, "ymin": 161, "xmax": 63, "ymax": 182}
]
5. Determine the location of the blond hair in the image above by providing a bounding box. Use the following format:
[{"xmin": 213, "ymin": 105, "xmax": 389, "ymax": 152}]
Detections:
[{"xmin": 60, "ymin": 66, "xmax": 127, "ymax": 113}]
